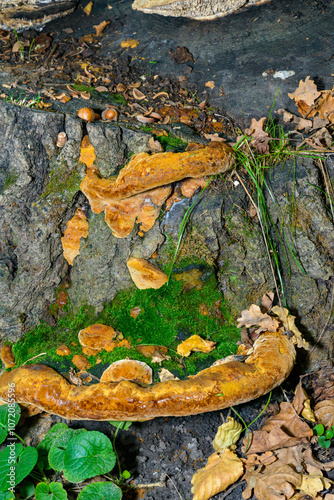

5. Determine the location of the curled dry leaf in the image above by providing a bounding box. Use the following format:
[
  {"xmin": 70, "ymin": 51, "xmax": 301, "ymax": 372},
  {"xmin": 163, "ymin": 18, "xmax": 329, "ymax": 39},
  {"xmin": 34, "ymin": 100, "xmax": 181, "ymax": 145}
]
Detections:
[
  {"xmin": 314, "ymin": 400, "xmax": 334, "ymax": 429},
  {"xmin": 191, "ymin": 449, "xmax": 243, "ymax": 500},
  {"xmin": 237, "ymin": 304, "xmax": 280, "ymax": 332},
  {"xmin": 136, "ymin": 115, "xmax": 155, "ymax": 123},
  {"xmin": 288, "ymin": 76, "xmax": 321, "ymax": 106},
  {"xmin": 148, "ymin": 136, "xmax": 163, "ymax": 153},
  {"xmin": 176, "ymin": 334, "xmax": 216, "ymax": 357},
  {"xmin": 305, "ymin": 127, "xmax": 334, "ymax": 152},
  {"xmin": 261, "ymin": 292, "xmax": 274, "ymax": 314},
  {"xmin": 153, "ymin": 91, "xmax": 169, "ymax": 99},
  {"xmin": 213, "ymin": 417, "xmax": 242, "ymax": 452},
  {"xmin": 132, "ymin": 88, "xmax": 146, "ymax": 100},
  {"xmin": 271, "ymin": 306, "xmax": 309, "ymax": 350},
  {"xmin": 277, "ymin": 108, "xmax": 312, "ymax": 130},
  {"xmin": 299, "ymin": 473, "xmax": 331, "ymax": 498}
]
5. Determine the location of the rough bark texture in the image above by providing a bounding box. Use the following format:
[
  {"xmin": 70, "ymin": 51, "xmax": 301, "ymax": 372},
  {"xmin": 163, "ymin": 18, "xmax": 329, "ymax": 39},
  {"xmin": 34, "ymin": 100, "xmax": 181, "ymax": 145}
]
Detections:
[{"xmin": 1, "ymin": 102, "xmax": 333, "ymax": 369}]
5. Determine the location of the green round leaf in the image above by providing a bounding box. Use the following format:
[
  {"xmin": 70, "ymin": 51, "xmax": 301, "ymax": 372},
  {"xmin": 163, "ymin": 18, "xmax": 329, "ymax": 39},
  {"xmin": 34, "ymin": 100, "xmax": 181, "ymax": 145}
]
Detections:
[
  {"xmin": 313, "ymin": 424, "xmax": 325, "ymax": 436},
  {"xmin": 0, "ymin": 404, "xmax": 21, "ymax": 445},
  {"xmin": 35, "ymin": 482, "xmax": 68, "ymax": 500},
  {"xmin": 0, "ymin": 444, "xmax": 38, "ymax": 492},
  {"xmin": 63, "ymin": 431, "xmax": 116, "ymax": 483},
  {"xmin": 19, "ymin": 479, "xmax": 35, "ymax": 499},
  {"xmin": 325, "ymin": 429, "xmax": 334, "ymax": 440},
  {"xmin": 122, "ymin": 470, "xmax": 131, "ymax": 479},
  {"xmin": 0, "ymin": 491, "xmax": 15, "ymax": 500},
  {"xmin": 36, "ymin": 423, "xmax": 68, "ymax": 472},
  {"xmin": 109, "ymin": 421, "xmax": 132, "ymax": 431},
  {"xmin": 78, "ymin": 482, "xmax": 122, "ymax": 500},
  {"xmin": 49, "ymin": 428, "xmax": 87, "ymax": 471}
]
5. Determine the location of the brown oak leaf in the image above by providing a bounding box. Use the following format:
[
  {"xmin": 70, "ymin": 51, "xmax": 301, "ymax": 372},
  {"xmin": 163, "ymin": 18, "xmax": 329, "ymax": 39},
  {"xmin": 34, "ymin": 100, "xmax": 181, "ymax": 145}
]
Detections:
[
  {"xmin": 288, "ymin": 76, "xmax": 321, "ymax": 106},
  {"xmin": 237, "ymin": 304, "xmax": 280, "ymax": 332},
  {"xmin": 243, "ymin": 402, "xmax": 313, "ymax": 454},
  {"xmin": 271, "ymin": 306, "xmax": 309, "ymax": 350},
  {"xmin": 244, "ymin": 117, "xmax": 270, "ymax": 154}
]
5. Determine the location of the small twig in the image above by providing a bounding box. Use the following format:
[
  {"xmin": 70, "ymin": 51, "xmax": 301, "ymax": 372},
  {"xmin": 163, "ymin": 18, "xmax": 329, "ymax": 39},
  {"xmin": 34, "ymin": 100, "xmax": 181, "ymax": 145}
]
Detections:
[
  {"xmin": 132, "ymin": 481, "xmax": 165, "ymax": 489},
  {"xmin": 22, "ymin": 352, "xmax": 46, "ymax": 365},
  {"xmin": 45, "ymin": 42, "xmax": 58, "ymax": 65},
  {"xmin": 218, "ymin": 480, "xmax": 246, "ymax": 499},
  {"xmin": 166, "ymin": 474, "xmax": 184, "ymax": 500}
]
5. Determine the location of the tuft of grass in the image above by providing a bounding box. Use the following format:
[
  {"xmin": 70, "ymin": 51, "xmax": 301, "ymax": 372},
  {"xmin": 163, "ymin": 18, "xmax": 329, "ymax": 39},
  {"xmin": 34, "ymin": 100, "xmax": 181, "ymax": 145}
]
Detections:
[{"xmin": 3, "ymin": 91, "xmax": 41, "ymax": 109}]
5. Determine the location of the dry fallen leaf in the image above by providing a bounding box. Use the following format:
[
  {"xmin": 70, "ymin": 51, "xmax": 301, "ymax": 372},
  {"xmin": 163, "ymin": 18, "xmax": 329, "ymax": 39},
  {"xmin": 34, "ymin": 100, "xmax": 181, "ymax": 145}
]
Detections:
[
  {"xmin": 237, "ymin": 304, "xmax": 280, "ymax": 332},
  {"xmin": 94, "ymin": 20, "xmax": 109, "ymax": 36},
  {"xmin": 83, "ymin": 0, "xmax": 93, "ymax": 15},
  {"xmin": 244, "ymin": 401, "xmax": 313, "ymax": 454},
  {"xmin": 314, "ymin": 399, "xmax": 334, "ymax": 428},
  {"xmin": 277, "ymin": 108, "xmax": 312, "ymax": 130},
  {"xmin": 176, "ymin": 335, "xmax": 216, "ymax": 357},
  {"xmin": 299, "ymin": 473, "xmax": 331, "ymax": 498},
  {"xmin": 169, "ymin": 46, "xmax": 195, "ymax": 64},
  {"xmin": 243, "ymin": 454, "xmax": 302, "ymax": 500},
  {"xmin": 261, "ymin": 292, "xmax": 275, "ymax": 314},
  {"xmin": 148, "ymin": 137, "xmax": 163, "ymax": 153},
  {"xmin": 317, "ymin": 92, "xmax": 334, "ymax": 121},
  {"xmin": 158, "ymin": 368, "xmax": 179, "ymax": 382},
  {"xmin": 213, "ymin": 417, "xmax": 242, "ymax": 451},
  {"xmin": 288, "ymin": 76, "xmax": 321, "ymax": 106},
  {"xmin": 244, "ymin": 117, "xmax": 270, "ymax": 154},
  {"xmin": 191, "ymin": 449, "xmax": 243, "ymax": 500},
  {"xmin": 121, "ymin": 39, "xmax": 139, "ymax": 48},
  {"xmin": 305, "ymin": 127, "xmax": 334, "ymax": 152},
  {"xmin": 205, "ymin": 81, "xmax": 215, "ymax": 89},
  {"xmin": 271, "ymin": 306, "xmax": 309, "ymax": 350}
]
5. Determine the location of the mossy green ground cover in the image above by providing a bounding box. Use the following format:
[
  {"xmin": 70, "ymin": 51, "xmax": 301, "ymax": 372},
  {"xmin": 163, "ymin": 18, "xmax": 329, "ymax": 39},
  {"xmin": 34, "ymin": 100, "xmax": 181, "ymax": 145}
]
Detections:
[{"xmin": 11, "ymin": 263, "xmax": 240, "ymax": 380}]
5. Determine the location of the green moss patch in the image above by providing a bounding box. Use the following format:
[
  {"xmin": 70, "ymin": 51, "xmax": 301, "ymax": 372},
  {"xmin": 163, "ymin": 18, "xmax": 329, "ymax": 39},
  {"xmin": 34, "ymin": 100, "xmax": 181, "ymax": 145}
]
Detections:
[{"xmin": 11, "ymin": 262, "xmax": 240, "ymax": 380}]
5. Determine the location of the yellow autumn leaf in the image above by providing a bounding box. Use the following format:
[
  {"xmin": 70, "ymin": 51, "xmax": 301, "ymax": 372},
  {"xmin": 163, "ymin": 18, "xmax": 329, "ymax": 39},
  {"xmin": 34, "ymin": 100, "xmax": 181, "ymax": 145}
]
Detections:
[
  {"xmin": 191, "ymin": 449, "xmax": 243, "ymax": 500},
  {"xmin": 83, "ymin": 1, "xmax": 93, "ymax": 15},
  {"xmin": 176, "ymin": 335, "xmax": 215, "ymax": 357},
  {"xmin": 121, "ymin": 39, "xmax": 139, "ymax": 48},
  {"xmin": 302, "ymin": 398, "xmax": 316, "ymax": 422},
  {"xmin": 213, "ymin": 417, "xmax": 242, "ymax": 452},
  {"xmin": 299, "ymin": 474, "xmax": 331, "ymax": 497}
]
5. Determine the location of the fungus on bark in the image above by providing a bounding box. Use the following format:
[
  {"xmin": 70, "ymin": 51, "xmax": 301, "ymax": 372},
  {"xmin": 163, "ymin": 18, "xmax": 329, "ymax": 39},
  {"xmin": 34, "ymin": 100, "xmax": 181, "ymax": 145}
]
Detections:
[
  {"xmin": 127, "ymin": 257, "xmax": 168, "ymax": 289},
  {"xmin": 0, "ymin": 331, "xmax": 296, "ymax": 421},
  {"xmin": 100, "ymin": 359, "xmax": 153, "ymax": 384},
  {"xmin": 61, "ymin": 208, "xmax": 89, "ymax": 265}
]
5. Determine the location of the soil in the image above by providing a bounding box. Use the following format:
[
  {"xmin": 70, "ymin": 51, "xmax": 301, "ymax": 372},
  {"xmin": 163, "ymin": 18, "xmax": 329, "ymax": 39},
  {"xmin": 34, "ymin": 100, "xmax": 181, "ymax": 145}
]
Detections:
[{"xmin": 2, "ymin": 1, "xmax": 334, "ymax": 499}]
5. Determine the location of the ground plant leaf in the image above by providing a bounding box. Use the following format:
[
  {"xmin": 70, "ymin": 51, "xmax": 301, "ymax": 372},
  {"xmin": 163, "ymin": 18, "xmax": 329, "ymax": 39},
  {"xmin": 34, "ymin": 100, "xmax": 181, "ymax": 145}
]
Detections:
[
  {"xmin": 237, "ymin": 304, "xmax": 279, "ymax": 331},
  {"xmin": 62, "ymin": 431, "xmax": 116, "ymax": 483},
  {"xmin": 48, "ymin": 428, "xmax": 87, "ymax": 472},
  {"xmin": 0, "ymin": 443, "xmax": 38, "ymax": 492},
  {"xmin": 36, "ymin": 423, "xmax": 68, "ymax": 471},
  {"xmin": 176, "ymin": 334, "xmax": 215, "ymax": 357},
  {"xmin": 191, "ymin": 449, "xmax": 243, "ymax": 500},
  {"xmin": 35, "ymin": 482, "xmax": 68, "ymax": 500},
  {"xmin": 0, "ymin": 492, "xmax": 14, "ymax": 500},
  {"xmin": 78, "ymin": 482, "xmax": 122, "ymax": 500},
  {"xmin": 288, "ymin": 76, "xmax": 321, "ymax": 106},
  {"xmin": 213, "ymin": 417, "xmax": 242, "ymax": 451},
  {"xmin": 0, "ymin": 403, "xmax": 20, "ymax": 445}
]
